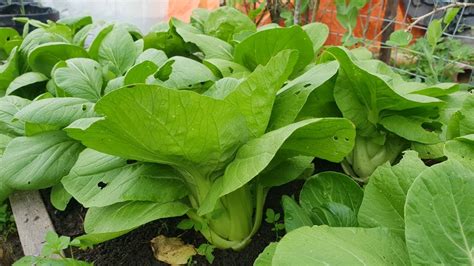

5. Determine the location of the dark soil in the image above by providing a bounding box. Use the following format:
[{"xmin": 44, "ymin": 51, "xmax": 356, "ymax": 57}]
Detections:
[
  {"xmin": 26, "ymin": 159, "xmax": 341, "ymax": 266},
  {"xmin": 0, "ymin": 204, "xmax": 23, "ymax": 266}
]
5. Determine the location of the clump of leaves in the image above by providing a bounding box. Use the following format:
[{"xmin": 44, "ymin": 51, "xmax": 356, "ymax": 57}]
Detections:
[
  {"xmin": 14, "ymin": 231, "xmax": 91, "ymax": 265},
  {"xmin": 0, "ymin": 8, "xmax": 355, "ymax": 251},
  {"xmin": 258, "ymin": 148, "xmax": 474, "ymax": 265},
  {"xmin": 0, "ymin": 203, "xmax": 15, "ymax": 237},
  {"xmin": 320, "ymin": 46, "xmax": 458, "ymax": 179}
]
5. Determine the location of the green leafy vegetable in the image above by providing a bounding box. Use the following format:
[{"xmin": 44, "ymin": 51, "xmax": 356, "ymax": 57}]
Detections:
[
  {"xmin": 271, "ymin": 226, "xmax": 409, "ymax": 265},
  {"xmin": 405, "ymin": 159, "xmax": 474, "ymax": 265}
]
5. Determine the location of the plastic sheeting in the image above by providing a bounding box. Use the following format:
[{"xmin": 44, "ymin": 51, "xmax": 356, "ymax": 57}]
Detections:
[{"xmin": 39, "ymin": 0, "xmax": 219, "ymax": 32}]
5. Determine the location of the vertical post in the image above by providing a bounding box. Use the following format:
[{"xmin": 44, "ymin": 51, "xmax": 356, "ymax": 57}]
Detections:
[
  {"xmin": 379, "ymin": 0, "xmax": 399, "ymax": 64},
  {"xmin": 294, "ymin": 0, "xmax": 301, "ymax": 25}
]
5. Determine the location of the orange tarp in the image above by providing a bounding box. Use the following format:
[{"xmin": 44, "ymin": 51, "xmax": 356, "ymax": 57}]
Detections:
[
  {"xmin": 167, "ymin": 0, "xmax": 220, "ymax": 22},
  {"xmin": 316, "ymin": 0, "xmax": 424, "ymax": 45},
  {"xmin": 166, "ymin": 0, "xmax": 424, "ymax": 46}
]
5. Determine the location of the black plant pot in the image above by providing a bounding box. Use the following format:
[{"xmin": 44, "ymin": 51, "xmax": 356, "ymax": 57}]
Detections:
[{"xmin": 0, "ymin": 3, "xmax": 60, "ymax": 33}]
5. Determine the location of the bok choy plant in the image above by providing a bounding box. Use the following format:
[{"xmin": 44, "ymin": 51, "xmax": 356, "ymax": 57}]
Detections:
[
  {"xmin": 257, "ymin": 147, "xmax": 474, "ymax": 265},
  {"xmin": 256, "ymin": 88, "xmax": 474, "ymax": 265},
  {"xmin": 0, "ymin": 8, "xmax": 355, "ymax": 250},
  {"xmin": 319, "ymin": 46, "xmax": 460, "ymax": 179},
  {"xmin": 62, "ymin": 50, "xmax": 355, "ymax": 250}
]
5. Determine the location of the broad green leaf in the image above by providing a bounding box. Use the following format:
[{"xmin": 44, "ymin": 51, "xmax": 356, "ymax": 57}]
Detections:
[
  {"xmin": 203, "ymin": 58, "xmax": 250, "ymax": 79},
  {"xmin": 220, "ymin": 118, "xmax": 355, "ymax": 196},
  {"xmin": 459, "ymin": 94, "xmax": 474, "ymax": 136},
  {"xmin": 204, "ymin": 6, "xmax": 256, "ymax": 42},
  {"xmin": 104, "ymin": 76, "xmax": 124, "ymax": 95},
  {"xmin": 405, "ymin": 159, "xmax": 474, "ymax": 265},
  {"xmin": 175, "ymin": 26, "xmax": 233, "ymax": 60},
  {"xmin": 407, "ymin": 82, "xmax": 459, "ymax": 97},
  {"xmin": 311, "ymin": 202, "xmax": 358, "ymax": 227},
  {"xmin": 66, "ymin": 84, "xmax": 248, "ymax": 176},
  {"xmin": 411, "ymin": 142, "xmax": 445, "ymax": 159},
  {"xmin": 87, "ymin": 24, "xmax": 114, "ymax": 58},
  {"xmin": 143, "ymin": 22, "xmax": 188, "ymax": 57},
  {"xmin": 282, "ymin": 196, "xmax": 313, "ymax": 232},
  {"xmin": 272, "ymin": 226, "xmax": 409, "ymax": 265},
  {"xmin": 0, "ymin": 134, "xmax": 12, "ymax": 156},
  {"xmin": 13, "ymin": 256, "xmax": 91, "ymax": 266},
  {"xmin": 124, "ymin": 61, "xmax": 158, "ymax": 85},
  {"xmin": 234, "ymin": 26, "xmax": 314, "ymax": 76},
  {"xmin": 58, "ymin": 16, "xmax": 93, "ymax": 33},
  {"xmin": 63, "ymin": 149, "xmax": 188, "ymax": 208},
  {"xmin": 15, "ymin": 98, "xmax": 97, "ymax": 128},
  {"xmin": 224, "ymin": 50, "xmax": 297, "ymax": 137},
  {"xmin": 269, "ymin": 61, "xmax": 339, "ymax": 130},
  {"xmin": 444, "ymin": 134, "xmax": 474, "ymax": 170},
  {"xmin": 387, "ymin": 30, "xmax": 412, "ymax": 47},
  {"xmin": 50, "ymin": 183, "xmax": 72, "ymax": 211},
  {"xmin": 18, "ymin": 27, "xmax": 71, "ymax": 71},
  {"xmin": 254, "ymin": 242, "xmax": 277, "ymax": 266},
  {"xmin": 3, "ymin": 38, "xmax": 22, "ymax": 58},
  {"xmin": 190, "ymin": 8, "xmax": 210, "ymax": 31},
  {"xmin": 259, "ymin": 156, "xmax": 313, "ymax": 188},
  {"xmin": 0, "ymin": 131, "xmax": 84, "ymax": 191},
  {"xmin": 299, "ymin": 172, "xmax": 362, "ymax": 226},
  {"xmin": 302, "ymin": 23, "xmax": 329, "ymax": 54},
  {"xmin": 73, "ymin": 24, "xmax": 93, "ymax": 46},
  {"xmin": 27, "ymin": 43, "xmax": 89, "ymax": 76},
  {"xmin": 0, "ymin": 28, "xmax": 19, "ymax": 50},
  {"xmin": 324, "ymin": 46, "xmax": 441, "ymax": 137},
  {"xmin": 358, "ymin": 151, "xmax": 426, "ymax": 234},
  {"xmin": 349, "ymin": 47, "xmax": 373, "ymax": 60},
  {"xmin": 77, "ymin": 201, "xmax": 189, "ymax": 246},
  {"xmin": 154, "ymin": 57, "xmax": 216, "ymax": 91},
  {"xmin": 6, "ymin": 72, "xmax": 48, "ymax": 98},
  {"xmin": 426, "ymin": 19, "xmax": 442, "ymax": 48},
  {"xmin": 94, "ymin": 26, "xmax": 138, "ymax": 75},
  {"xmin": 0, "ymin": 47, "xmax": 19, "ymax": 95},
  {"xmin": 0, "ymin": 96, "xmax": 30, "ymax": 136},
  {"xmin": 134, "ymin": 39, "xmax": 144, "ymax": 57},
  {"xmin": 119, "ymin": 23, "xmax": 143, "ymax": 40},
  {"xmin": 135, "ymin": 48, "xmax": 168, "ymax": 67},
  {"xmin": 203, "ymin": 77, "xmax": 241, "ymax": 99},
  {"xmin": 53, "ymin": 58, "xmax": 103, "ymax": 101},
  {"xmin": 380, "ymin": 115, "xmax": 441, "ymax": 144},
  {"xmin": 23, "ymin": 123, "xmax": 58, "ymax": 136}
]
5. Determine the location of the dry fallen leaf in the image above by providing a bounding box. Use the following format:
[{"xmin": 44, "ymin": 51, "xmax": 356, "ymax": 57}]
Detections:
[{"xmin": 151, "ymin": 235, "xmax": 197, "ymax": 265}]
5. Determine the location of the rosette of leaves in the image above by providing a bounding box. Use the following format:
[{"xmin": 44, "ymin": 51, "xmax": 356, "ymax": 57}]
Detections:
[
  {"xmin": 28, "ymin": 7, "xmax": 349, "ymax": 251},
  {"xmin": 256, "ymin": 150, "xmax": 474, "ymax": 265},
  {"xmin": 0, "ymin": 17, "xmax": 149, "ymax": 204},
  {"xmin": 62, "ymin": 50, "xmax": 355, "ymax": 250},
  {"xmin": 320, "ymin": 46, "xmax": 460, "ymax": 179}
]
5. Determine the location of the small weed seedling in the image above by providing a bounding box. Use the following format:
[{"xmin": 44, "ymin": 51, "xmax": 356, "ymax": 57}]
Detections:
[
  {"xmin": 265, "ymin": 208, "xmax": 285, "ymax": 240},
  {"xmin": 13, "ymin": 231, "xmax": 91, "ymax": 265},
  {"xmin": 197, "ymin": 243, "xmax": 216, "ymax": 264}
]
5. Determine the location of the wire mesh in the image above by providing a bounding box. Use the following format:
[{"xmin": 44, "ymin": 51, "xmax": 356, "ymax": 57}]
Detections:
[
  {"xmin": 321, "ymin": 0, "xmax": 474, "ymax": 84},
  {"xmin": 223, "ymin": 0, "xmax": 474, "ymax": 84}
]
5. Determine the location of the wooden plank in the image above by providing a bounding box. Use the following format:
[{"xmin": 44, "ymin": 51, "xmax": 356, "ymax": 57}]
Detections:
[{"xmin": 9, "ymin": 191, "xmax": 56, "ymax": 256}]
